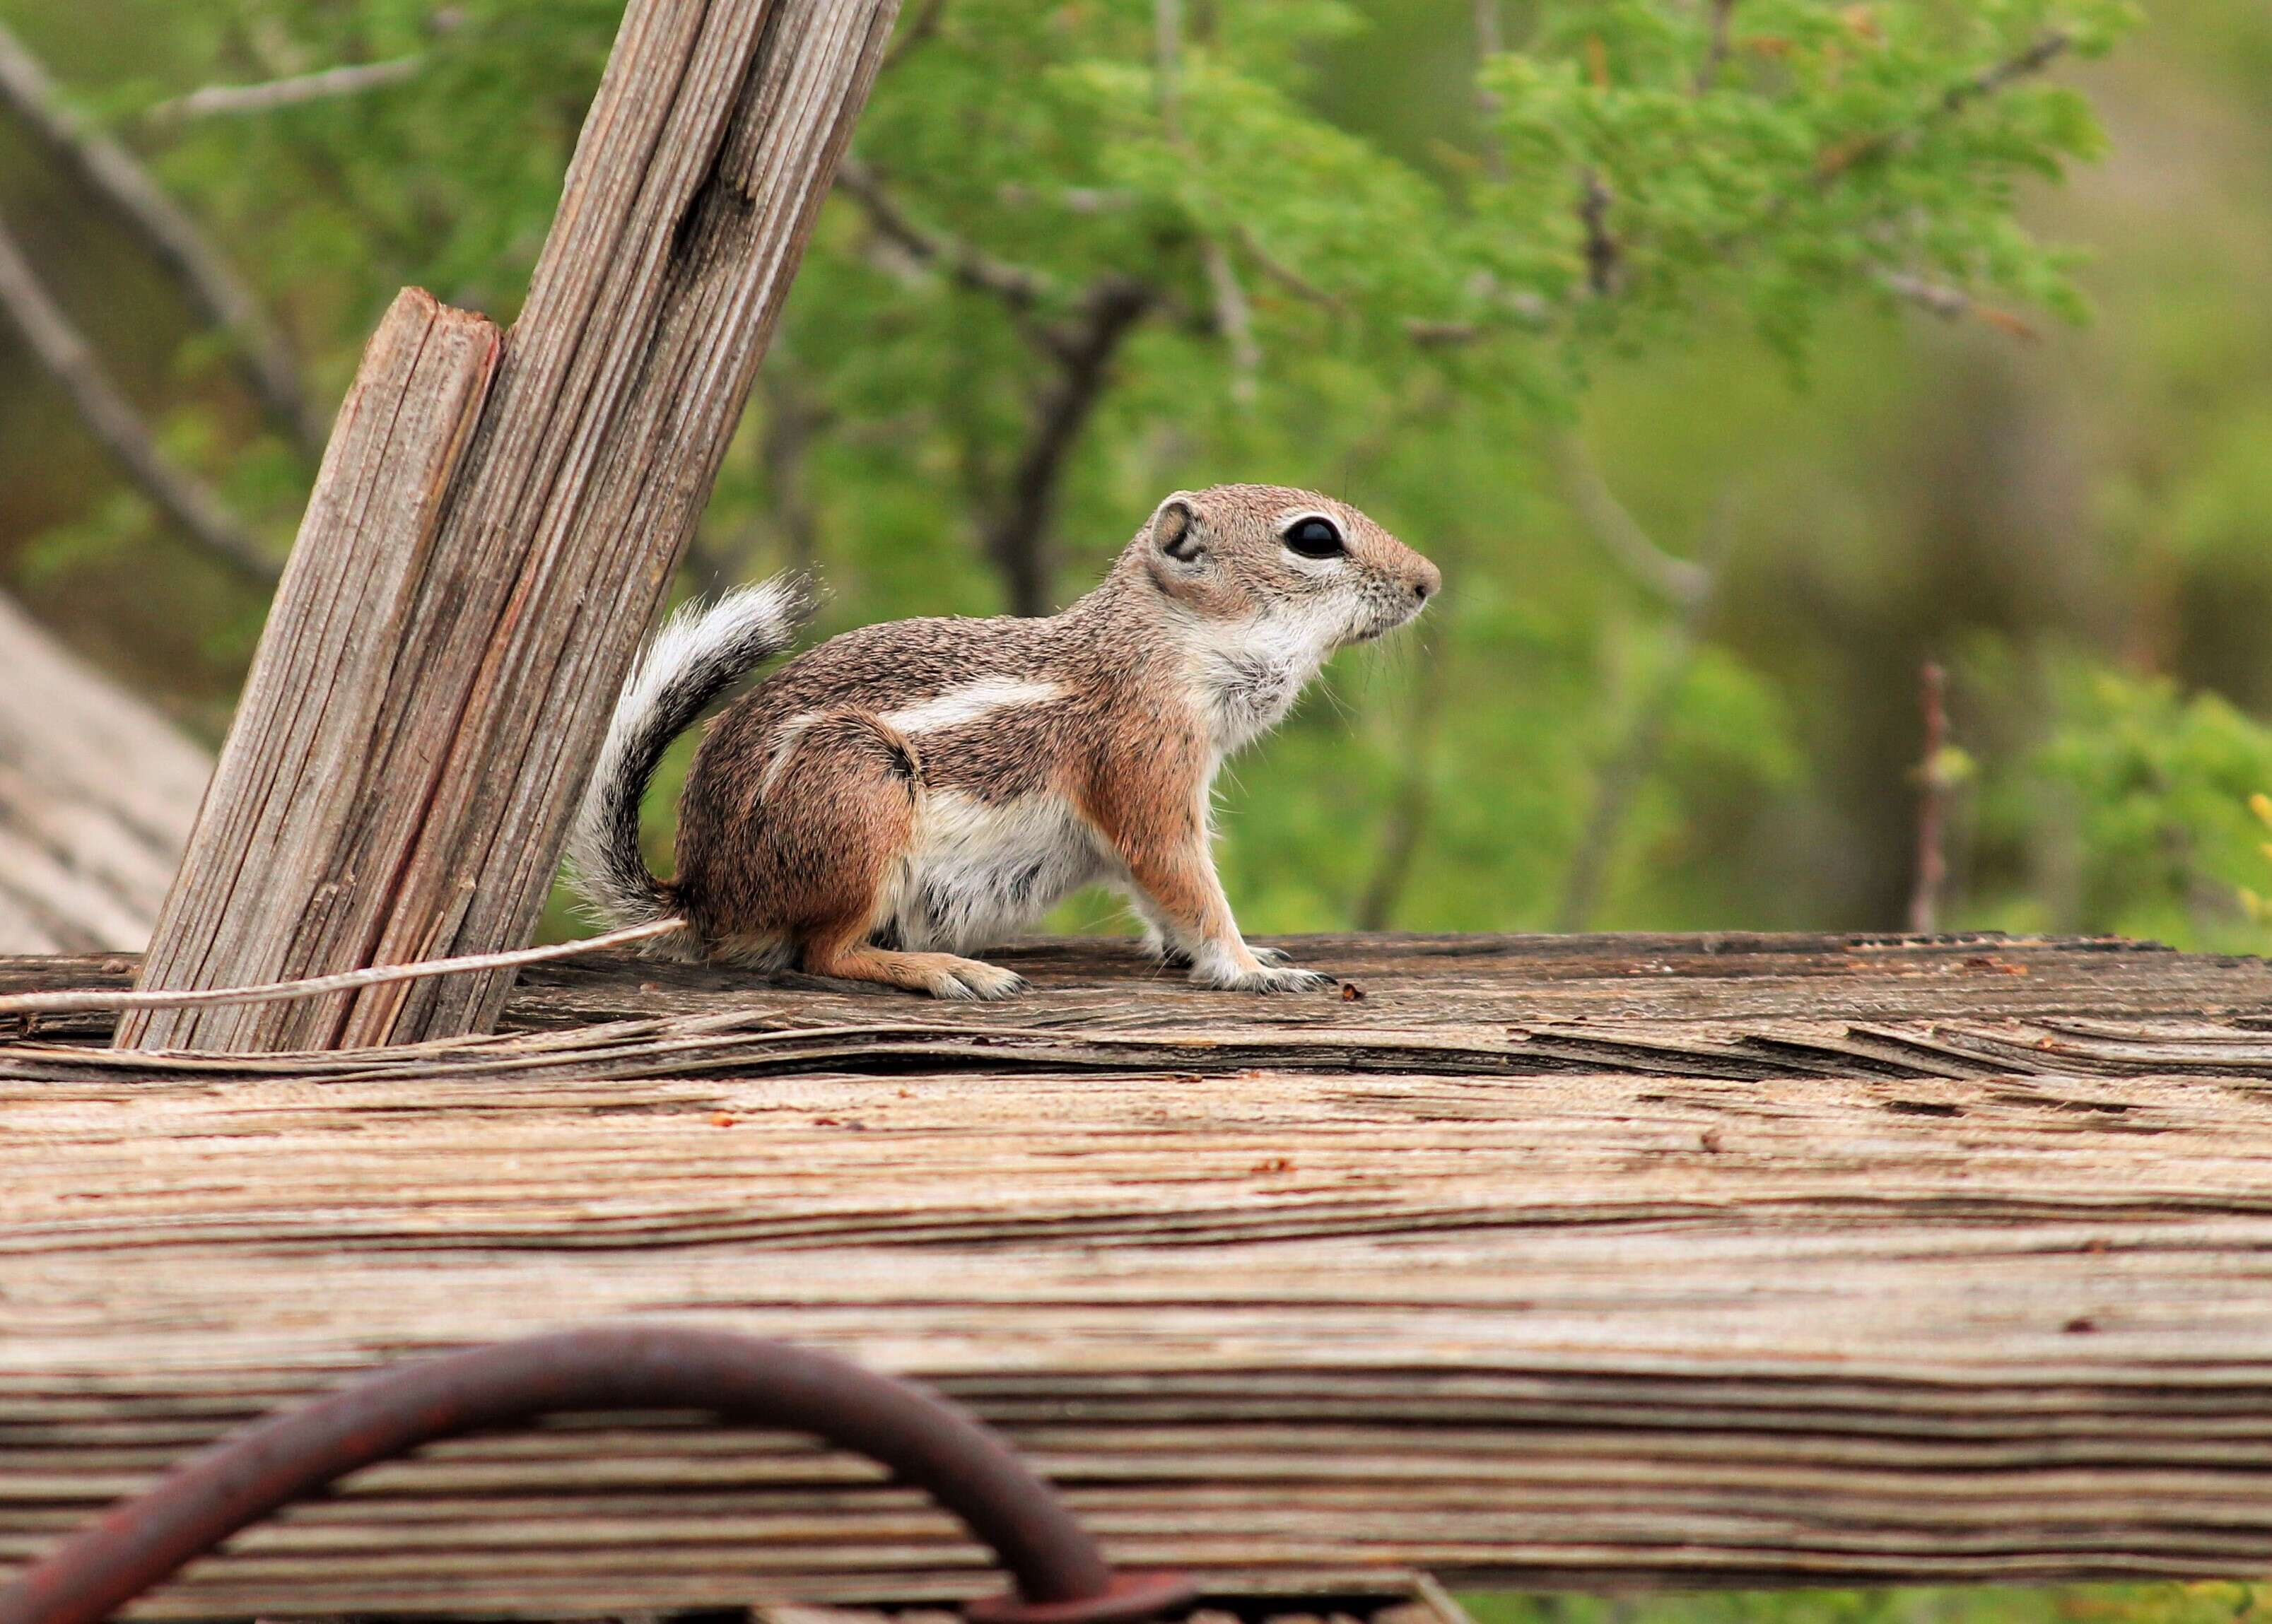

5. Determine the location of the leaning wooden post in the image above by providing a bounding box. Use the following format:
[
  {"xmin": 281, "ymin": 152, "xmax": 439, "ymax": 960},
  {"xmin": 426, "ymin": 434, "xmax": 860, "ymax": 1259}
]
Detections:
[{"xmin": 119, "ymin": 0, "xmax": 903, "ymax": 1052}]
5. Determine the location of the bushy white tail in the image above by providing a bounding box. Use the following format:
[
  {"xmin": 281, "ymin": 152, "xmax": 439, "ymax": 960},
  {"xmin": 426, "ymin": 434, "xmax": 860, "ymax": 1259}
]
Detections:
[{"xmin": 566, "ymin": 577, "xmax": 816, "ymax": 927}]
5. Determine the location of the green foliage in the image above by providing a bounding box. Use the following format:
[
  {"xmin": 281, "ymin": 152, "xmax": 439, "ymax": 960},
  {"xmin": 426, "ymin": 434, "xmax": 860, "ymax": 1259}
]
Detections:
[
  {"xmin": 40, "ymin": 0, "xmax": 2138, "ymax": 552},
  {"xmin": 0, "ymin": 0, "xmax": 2189, "ymax": 947},
  {"xmin": 1973, "ymin": 661, "xmax": 2272, "ymax": 951},
  {"xmin": 1480, "ymin": 0, "xmax": 2136, "ymax": 362}
]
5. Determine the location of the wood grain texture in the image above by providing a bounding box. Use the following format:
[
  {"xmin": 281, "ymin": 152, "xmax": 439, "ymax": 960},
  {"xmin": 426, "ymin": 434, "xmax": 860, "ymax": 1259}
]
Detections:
[
  {"xmin": 0, "ymin": 597, "xmax": 211, "ymax": 955},
  {"xmin": 119, "ymin": 289, "xmax": 500, "ymax": 1052},
  {"xmin": 9, "ymin": 934, "xmax": 2272, "ymax": 1612},
  {"xmin": 123, "ymin": 0, "xmax": 903, "ymax": 1054}
]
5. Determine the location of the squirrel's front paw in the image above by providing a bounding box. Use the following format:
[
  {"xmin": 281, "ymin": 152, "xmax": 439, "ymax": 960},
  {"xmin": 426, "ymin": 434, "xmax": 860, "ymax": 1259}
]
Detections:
[
  {"xmin": 1145, "ymin": 933, "xmax": 1290, "ymax": 970},
  {"xmin": 1193, "ymin": 960, "xmax": 1335, "ymax": 994}
]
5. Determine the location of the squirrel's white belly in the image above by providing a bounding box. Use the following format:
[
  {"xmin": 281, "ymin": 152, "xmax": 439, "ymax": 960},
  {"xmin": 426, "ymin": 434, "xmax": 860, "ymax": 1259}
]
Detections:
[{"xmin": 888, "ymin": 789, "xmax": 1108, "ymax": 953}]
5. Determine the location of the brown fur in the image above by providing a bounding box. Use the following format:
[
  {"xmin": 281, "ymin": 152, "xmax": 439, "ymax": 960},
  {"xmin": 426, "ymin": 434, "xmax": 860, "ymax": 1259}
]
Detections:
[{"xmin": 667, "ymin": 484, "xmax": 1439, "ymax": 999}]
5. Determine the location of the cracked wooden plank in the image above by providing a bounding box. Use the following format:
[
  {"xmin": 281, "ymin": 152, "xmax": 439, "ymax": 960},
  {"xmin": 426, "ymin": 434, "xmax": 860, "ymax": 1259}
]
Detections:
[{"xmin": 4, "ymin": 935, "xmax": 2272, "ymax": 1609}]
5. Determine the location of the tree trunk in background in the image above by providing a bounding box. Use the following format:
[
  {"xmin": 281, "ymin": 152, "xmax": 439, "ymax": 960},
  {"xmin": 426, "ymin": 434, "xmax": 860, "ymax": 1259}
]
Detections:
[
  {"xmin": 121, "ymin": 0, "xmax": 903, "ymax": 1053},
  {"xmin": 0, "ymin": 593, "xmax": 211, "ymax": 953}
]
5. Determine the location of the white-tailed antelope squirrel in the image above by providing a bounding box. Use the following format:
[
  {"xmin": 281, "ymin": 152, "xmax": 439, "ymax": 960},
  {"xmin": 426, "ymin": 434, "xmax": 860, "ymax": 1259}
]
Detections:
[{"xmin": 568, "ymin": 483, "xmax": 1441, "ymax": 999}]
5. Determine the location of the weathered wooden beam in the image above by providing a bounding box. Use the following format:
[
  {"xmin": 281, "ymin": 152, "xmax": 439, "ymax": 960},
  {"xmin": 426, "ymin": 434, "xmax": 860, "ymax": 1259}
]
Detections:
[
  {"xmin": 116, "ymin": 290, "xmax": 500, "ymax": 1050},
  {"xmin": 121, "ymin": 0, "xmax": 903, "ymax": 1053},
  {"xmin": 9, "ymin": 936, "xmax": 2272, "ymax": 1613}
]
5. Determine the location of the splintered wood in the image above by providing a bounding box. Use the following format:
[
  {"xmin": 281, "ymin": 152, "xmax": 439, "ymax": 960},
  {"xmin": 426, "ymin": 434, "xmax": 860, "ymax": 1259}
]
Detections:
[
  {"xmin": 122, "ymin": 0, "xmax": 903, "ymax": 1053},
  {"xmin": 117, "ymin": 290, "xmax": 499, "ymax": 1052},
  {"xmin": 6, "ymin": 931, "xmax": 2272, "ymax": 1614}
]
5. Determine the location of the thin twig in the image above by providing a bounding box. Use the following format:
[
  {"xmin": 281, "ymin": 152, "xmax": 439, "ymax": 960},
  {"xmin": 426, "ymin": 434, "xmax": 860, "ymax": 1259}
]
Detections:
[
  {"xmin": 144, "ymin": 56, "xmax": 424, "ymax": 122},
  {"xmin": 0, "ymin": 211, "xmax": 279, "ymax": 587},
  {"xmin": 1400, "ymin": 286, "xmax": 1586, "ymax": 348},
  {"xmin": 1551, "ymin": 435, "xmax": 1711, "ymax": 608},
  {"xmin": 1942, "ymin": 30, "xmax": 2071, "ymax": 117},
  {"xmin": 1700, "ymin": 30, "xmax": 2076, "ymax": 265},
  {"xmin": 1815, "ymin": 30, "xmax": 2073, "ymax": 188},
  {"xmin": 0, "ymin": 919, "xmax": 681, "ymax": 1022},
  {"xmin": 0, "ymin": 23, "xmax": 329, "ymax": 456},
  {"xmin": 1878, "ymin": 269, "xmax": 2040, "ymax": 340},
  {"xmin": 1908, "ymin": 661, "xmax": 1950, "ymax": 936},
  {"xmin": 1405, "ymin": 317, "xmax": 1487, "ymax": 347},
  {"xmin": 1235, "ymin": 223, "xmax": 1341, "ymax": 310},
  {"xmin": 1156, "ymin": 0, "xmax": 1185, "ymax": 133}
]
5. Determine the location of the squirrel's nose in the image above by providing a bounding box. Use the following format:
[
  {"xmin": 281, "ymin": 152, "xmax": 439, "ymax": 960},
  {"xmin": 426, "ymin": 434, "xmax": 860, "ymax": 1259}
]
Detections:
[{"xmin": 1410, "ymin": 559, "xmax": 1443, "ymax": 604}]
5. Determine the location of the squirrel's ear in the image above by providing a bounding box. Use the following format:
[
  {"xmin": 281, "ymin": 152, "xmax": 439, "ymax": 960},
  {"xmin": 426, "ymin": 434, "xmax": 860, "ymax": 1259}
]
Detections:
[{"xmin": 1154, "ymin": 498, "xmax": 1204, "ymax": 563}]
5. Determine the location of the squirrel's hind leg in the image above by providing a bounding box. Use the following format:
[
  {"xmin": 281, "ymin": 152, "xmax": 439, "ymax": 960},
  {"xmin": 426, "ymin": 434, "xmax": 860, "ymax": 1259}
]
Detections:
[
  {"xmin": 805, "ymin": 938, "xmax": 1028, "ymax": 1001},
  {"xmin": 718, "ymin": 708, "xmax": 1026, "ymax": 1001}
]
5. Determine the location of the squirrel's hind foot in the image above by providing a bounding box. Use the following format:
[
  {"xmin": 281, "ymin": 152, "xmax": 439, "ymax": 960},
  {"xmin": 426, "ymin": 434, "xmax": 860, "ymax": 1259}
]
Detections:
[{"xmin": 808, "ymin": 941, "xmax": 1028, "ymax": 1001}]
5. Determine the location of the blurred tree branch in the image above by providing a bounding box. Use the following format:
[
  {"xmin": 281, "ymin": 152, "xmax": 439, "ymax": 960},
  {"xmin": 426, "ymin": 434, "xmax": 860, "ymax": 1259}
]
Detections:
[
  {"xmin": 1798, "ymin": 32, "xmax": 2073, "ymax": 207},
  {"xmin": 836, "ymin": 160, "xmax": 1161, "ymax": 613},
  {"xmin": 1354, "ymin": 633, "xmax": 1451, "ymax": 931},
  {"xmin": 836, "ymin": 158, "xmax": 1055, "ymax": 319},
  {"xmin": 687, "ymin": 364, "xmax": 834, "ymax": 592},
  {"xmin": 0, "ymin": 23, "xmax": 329, "ymax": 457},
  {"xmin": 1201, "ymin": 238, "xmax": 1259, "ymax": 404},
  {"xmin": 1235, "ymin": 223, "xmax": 1341, "ymax": 312},
  {"xmin": 1804, "ymin": 28, "xmax": 2074, "ymax": 194},
  {"xmin": 1555, "ymin": 466, "xmax": 1734, "ymax": 932},
  {"xmin": 881, "ymin": 0, "xmax": 949, "ymax": 72},
  {"xmin": 1578, "ymin": 170, "xmax": 1620, "ymax": 298},
  {"xmin": 1942, "ymin": 30, "xmax": 2073, "ymax": 117},
  {"xmin": 1695, "ymin": 0, "xmax": 1738, "ymax": 93},
  {"xmin": 1549, "ymin": 435, "xmax": 1711, "ymax": 608},
  {"xmin": 984, "ymin": 276, "xmax": 1156, "ymax": 615},
  {"xmin": 1878, "ymin": 269, "xmax": 2041, "ymax": 340},
  {"xmin": 1908, "ymin": 661, "xmax": 1951, "ymax": 934},
  {"xmin": 144, "ymin": 56, "xmax": 425, "ymax": 124},
  {"xmin": 1156, "ymin": 0, "xmax": 1257, "ymax": 404},
  {"xmin": 0, "ymin": 213, "xmax": 278, "ymax": 587},
  {"xmin": 1473, "ymin": 0, "xmax": 1508, "ymax": 180}
]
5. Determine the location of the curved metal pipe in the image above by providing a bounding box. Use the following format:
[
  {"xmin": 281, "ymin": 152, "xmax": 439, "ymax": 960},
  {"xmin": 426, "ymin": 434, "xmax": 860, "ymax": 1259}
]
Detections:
[{"xmin": 0, "ymin": 1326, "xmax": 1194, "ymax": 1624}]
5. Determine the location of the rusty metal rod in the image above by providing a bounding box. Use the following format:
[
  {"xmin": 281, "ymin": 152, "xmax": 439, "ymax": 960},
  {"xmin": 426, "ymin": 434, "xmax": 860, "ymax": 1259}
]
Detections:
[{"xmin": 0, "ymin": 1326, "xmax": 1195, "ymax": 1624}]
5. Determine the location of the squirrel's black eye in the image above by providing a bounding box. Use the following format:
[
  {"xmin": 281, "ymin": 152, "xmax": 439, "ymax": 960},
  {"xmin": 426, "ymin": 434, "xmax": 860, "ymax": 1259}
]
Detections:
[{"xmin": 1284, "ymin": 517, "xmax": 1345, "ymax": 560}]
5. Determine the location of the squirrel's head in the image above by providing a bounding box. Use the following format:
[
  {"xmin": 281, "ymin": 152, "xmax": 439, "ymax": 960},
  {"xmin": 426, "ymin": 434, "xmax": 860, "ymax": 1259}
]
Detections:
[{"xmin": 1128, "ymin": 483, "xmax": 1441, "ymax": 654}]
